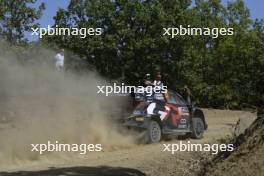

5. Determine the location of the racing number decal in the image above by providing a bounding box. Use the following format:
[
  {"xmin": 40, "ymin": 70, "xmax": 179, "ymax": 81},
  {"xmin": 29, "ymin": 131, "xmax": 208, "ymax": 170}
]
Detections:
[
  {"xmin": 158, "ymin": 111, "xmax": 167, "ymax": 120},
  {"xmin": 158, "ymin": 106, "xmax": 170, "ymax": 121},
  {"xmin": 146, "ymin": 103, "xmax": 188, "ymax": 126},
  {"xmin": 147, "ymin": 103, "xmax": 156, "ymax": 115},
  {"xmin": 147, "ymin": 103, "xmax": 170, "ymax": 121}
]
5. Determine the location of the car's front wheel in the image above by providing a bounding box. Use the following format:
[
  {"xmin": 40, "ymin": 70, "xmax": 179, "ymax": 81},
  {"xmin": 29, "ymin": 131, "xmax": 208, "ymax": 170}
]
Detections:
[
  {"xmin": 191, "ymin": 118, "xmax": 205, "ymax": 139},
  {"xmin": 147, "ymin": 120, "xmax": 162, "ymax": 143}
]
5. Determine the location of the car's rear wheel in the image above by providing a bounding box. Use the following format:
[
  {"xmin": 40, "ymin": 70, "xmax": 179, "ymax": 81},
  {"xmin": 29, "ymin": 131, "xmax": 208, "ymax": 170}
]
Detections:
[
  {"xmin": 191, "ymin": 118, "xmax": 205, "ymax": 139},
  {"xmin": 147, "ymin": 120, "xmax": 161, "ymax": 143}
]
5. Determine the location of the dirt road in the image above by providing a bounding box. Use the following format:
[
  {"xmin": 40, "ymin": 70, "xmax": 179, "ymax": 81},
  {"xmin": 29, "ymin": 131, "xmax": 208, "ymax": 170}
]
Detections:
[{"xmin": 0, "ymin": 109, "xmax": 255, "ymax": 176}]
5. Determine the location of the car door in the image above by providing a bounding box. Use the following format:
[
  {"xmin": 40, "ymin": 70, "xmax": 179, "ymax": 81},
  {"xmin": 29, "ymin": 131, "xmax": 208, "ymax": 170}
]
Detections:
[{"xmin": 163, "ymin": 91, "xmax": 190, "ymax": 129}]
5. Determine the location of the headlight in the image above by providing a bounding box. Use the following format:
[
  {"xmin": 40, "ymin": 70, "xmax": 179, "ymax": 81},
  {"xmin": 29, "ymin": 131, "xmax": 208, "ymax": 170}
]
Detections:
[{"xmin": 135, "ymin": 116, "xmax": 144, "ymax": 122}]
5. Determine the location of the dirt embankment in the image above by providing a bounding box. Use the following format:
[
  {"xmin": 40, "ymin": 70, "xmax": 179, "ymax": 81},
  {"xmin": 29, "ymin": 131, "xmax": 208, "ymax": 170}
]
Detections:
[{"xmin": 199, "ymin": 110, "xmax": 264, "ymax": 176}]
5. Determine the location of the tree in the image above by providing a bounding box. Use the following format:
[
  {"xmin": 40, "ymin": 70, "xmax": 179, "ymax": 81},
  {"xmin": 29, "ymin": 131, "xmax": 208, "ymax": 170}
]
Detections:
[
  {"xmin": 48, "ymin": 0, "xmax": 264, "ymax": 109},
  {"xmin": 0, "ymin": 0, "xmax": 45, "ymax": 44}
]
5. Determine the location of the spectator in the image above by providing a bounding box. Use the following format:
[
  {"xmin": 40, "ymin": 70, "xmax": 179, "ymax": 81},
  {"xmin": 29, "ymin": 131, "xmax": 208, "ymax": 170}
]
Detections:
[
  {"xmin": 55, "ymin": 49, "xmax": 65, "ymax": 70},
  {"xmin": 144, "ymin": 73, "xmax": 153, "ymax": 87},
  {"xmin": 182, "ymin": 85, "xmax": 192, "ymax": 104},
  {"xmin": 153, "ymin": 72, "xmax": 163, "ymax": 87},
  {"xmin": 153, "ymin": 72, "xmax": 166, "ymax": 102}
]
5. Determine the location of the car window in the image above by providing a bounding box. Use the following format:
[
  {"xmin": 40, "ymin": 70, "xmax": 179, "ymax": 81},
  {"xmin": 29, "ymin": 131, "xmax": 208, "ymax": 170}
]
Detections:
[
  {"xmin": 174, "ymin": 93, "xmax": 187, "ymax": 105},
  {"xmin": 167, "ymin": 92, "xmax": 186, "ymax": 105}
]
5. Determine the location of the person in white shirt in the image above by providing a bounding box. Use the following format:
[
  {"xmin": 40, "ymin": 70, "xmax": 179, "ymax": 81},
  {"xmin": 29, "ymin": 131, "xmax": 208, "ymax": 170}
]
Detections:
[
  {"xmin": 55, "ymin": 49, "xmax": 65, "ymax": 70},
  {"xmin": 153, "ymin": 72, "xmax": 166, "ymax": 102},
  {"xmin": 153, "ymin": 75, "xmax": 163, "ymax": 87}
]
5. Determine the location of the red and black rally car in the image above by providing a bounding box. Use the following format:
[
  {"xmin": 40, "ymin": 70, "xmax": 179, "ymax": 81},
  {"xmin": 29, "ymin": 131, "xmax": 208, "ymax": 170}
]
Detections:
[{"xmin": 124, "ymin": 90, "xmax": 208, "ymax": 143}]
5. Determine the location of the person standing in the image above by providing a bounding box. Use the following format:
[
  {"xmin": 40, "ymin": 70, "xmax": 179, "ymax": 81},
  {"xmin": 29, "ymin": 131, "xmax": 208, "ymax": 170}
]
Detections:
[
  {"xmin": 153, "ymin": 72, "xmax": 167, "ymax": 102},
  {"xmin": 143, "ymin": 73, "xmax": 154, "ymax": 103},
  {"xmin": 143, "ymin": 73, "xmax": 153, "ymax": 87},
  {"xmin": 153, "ymin": 72, "xmax": 163, "ymax": 87},
  {"xmin": 55, "ymin": 49, "xmax": 65, "ymax": 70},
  {"xmin": 183, "ymin": 85, "xmax": 192, "ymax": 105}
]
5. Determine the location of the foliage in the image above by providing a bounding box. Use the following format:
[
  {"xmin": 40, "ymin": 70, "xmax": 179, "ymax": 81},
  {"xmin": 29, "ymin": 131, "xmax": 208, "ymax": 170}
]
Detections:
[
  {"xmin": 1, "ymin": 0, "xmax": 263, "ymax": 109},
  {"xmin": 0, "ymin": 0, "xmax": 45, "ymax": 44}
]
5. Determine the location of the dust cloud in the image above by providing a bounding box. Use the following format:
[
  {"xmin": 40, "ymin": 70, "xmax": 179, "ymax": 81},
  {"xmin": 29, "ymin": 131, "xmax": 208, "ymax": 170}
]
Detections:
[{"xmin": 0, "ymin": 44, "xmax": 135, "ymax": 170}]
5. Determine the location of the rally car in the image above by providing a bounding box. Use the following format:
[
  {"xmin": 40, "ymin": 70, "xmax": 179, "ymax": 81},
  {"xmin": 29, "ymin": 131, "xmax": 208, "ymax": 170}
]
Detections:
[{"xmin": 124, "ymin": 90, "xmax": 207, "ymax": 143}]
